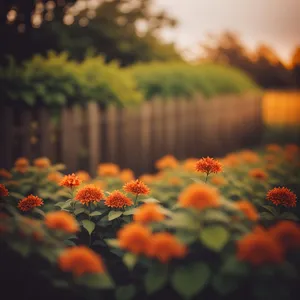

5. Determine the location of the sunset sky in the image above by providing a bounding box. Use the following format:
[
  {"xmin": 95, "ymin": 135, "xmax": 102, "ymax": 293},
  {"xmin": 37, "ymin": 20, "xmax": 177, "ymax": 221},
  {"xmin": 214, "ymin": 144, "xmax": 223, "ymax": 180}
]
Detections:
[{"xmin": 155, "ymin": 0, "xmax": 300, "ymax": 62}]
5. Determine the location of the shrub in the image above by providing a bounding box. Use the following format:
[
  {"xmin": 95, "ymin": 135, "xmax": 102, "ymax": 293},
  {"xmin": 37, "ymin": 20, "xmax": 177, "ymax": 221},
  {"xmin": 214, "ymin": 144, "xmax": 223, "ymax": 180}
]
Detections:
[{"xmin": 130, "ymin": 62, "xmax": 260, "ymax": 99}]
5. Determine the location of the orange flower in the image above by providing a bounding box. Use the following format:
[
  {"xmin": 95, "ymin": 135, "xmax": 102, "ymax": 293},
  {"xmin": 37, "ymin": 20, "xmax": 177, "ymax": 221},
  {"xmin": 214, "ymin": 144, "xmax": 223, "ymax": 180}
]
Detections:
[
  {"xmin": 75, "ymin": 170, "xmax": 91, "ymax": 182},
  {"xmin": 147, "ymin": 232, "xmax": 187, "ymax": 263},
  {"xmin": 59, "ymin": 173, "xmax": 82, "ymax": 188},
  {"xmin": 266, "ymin": 144, "xmax": 282, "ymax": 152},
  {"xmin": 155, "ymin": 155, "xmax": 178, "ymax": 170},
  {"xmin": 0, "ymin": 168, "xmax": 12, "ymax": 179},
  {"xmin": 235, "ymin": 200, "xmax": 259, "ymax": 221},
  {"xmin": 123, "ymin": 179, "xmax": 150, "ymax": 196},
  {"xmin": 75, "ymin": 184, "xmax": 104, "ymax": 205},
  {"xmin": 269, "ymin": 221, "xmax": 300, "ymax": 251},
  {"xmin": 210, "ymin": 176, "xmax": 227, "ymax": 186},
  {"xmin": 182, "ymin": 158, "xmax": 198, "ymax": 172},
  {"xmin": 97, "ymin": 163, "xmax": 120, "ymax": 177},
  {"xmin": 249, "ymin": 168, "xmax": 268, "ymax": 181},
  {"xmin": 178, "ymin": 183, "xmax": 220, "ymax": 210},
  {"xmin": 34, "ymin": 157, "xmax": 51, "ymax": 169},
  {"xmin": 104, "ymin": 190, "xmax": 133, "ymax": 209},
  {"xmin": 47, "ymin": 172, "xmax": 63, "ymax": 184},
  {"xmin": 195, "ymin": 157, "xmax": 222, "ymax": 175},
  {"xmin": 168, "ymin": 177, "xmax": 182, "ymax": 186},
  {"xmin": 134, "ymin": 203, "xmax": 165, "ymax": 224},
  {"xmin": 221, "ymin": 154, "xmax": 240, "ymax": 167},
  {"xmin": 237, "ymin": 232, "xmax": 284, "ymax": 266},
  {"xmin": 239, "ymin": 150, "xmax": 260, "ymax": 163},
  {"xmin": 0, "ymin": 184, "xmax": 9, "ymax": 197},
  {"xmin": 139, "ymin": 174, "xmax": 155, "ymax": 184},
  {"xmin": 120, "ymin": 169, "xmax": 135, "ymax": 183},
  {"xmin": 266, "ymin": 187, "xmax": 297, "ymax": 208},
  {"xmin": 285, "ymin": 144, "xmax": 299, "ymax": 154},
  {"xmin": 18, "ymin": 195, "xmax": 43, "ymax": 211},
  {"xmin": 15, "ymin": 157, "xmax": 29, "ymax": 173},
  {"xmin": 118, "ymin": 223, "xmax": 152, "ymax": 255},
  {"xmin": 58, "ymin": 246, "xmax": 105, "ymax": 276},
  {"xmin": 45, "ymin": 211, "xmax": 79, "ymax": 233}
]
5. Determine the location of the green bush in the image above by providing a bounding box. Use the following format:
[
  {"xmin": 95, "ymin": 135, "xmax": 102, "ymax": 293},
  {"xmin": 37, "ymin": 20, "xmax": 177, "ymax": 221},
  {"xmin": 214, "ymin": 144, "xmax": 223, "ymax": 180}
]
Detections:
[
  {"xmin": 130, "ymin": 62, "xmax": 260, "ymax": 99},
  {"xmin": 0, "ymin": 54, "xmax": 259, "ymax": 107},
  {"xmin": 0, "ymin": 52, "xmax": 142, "ymax": 107}
]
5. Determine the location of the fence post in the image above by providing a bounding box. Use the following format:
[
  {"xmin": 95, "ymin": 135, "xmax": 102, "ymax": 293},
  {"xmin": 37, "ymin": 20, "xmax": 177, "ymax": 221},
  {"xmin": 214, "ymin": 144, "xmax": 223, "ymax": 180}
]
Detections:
[
  {"xmin": 87, "ymin": 103, "xmax": 100, "ymax": 176},
  {"xmin": 0, "ymin": 106, "xmax": 14, "ymax": 169}
]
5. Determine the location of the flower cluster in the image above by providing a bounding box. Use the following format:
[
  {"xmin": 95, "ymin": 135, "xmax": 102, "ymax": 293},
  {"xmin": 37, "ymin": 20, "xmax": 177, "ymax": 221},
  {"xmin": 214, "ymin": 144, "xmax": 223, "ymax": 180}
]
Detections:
[
  {"xmin": 267, "ymin": 187, "xmax": 297, "ymax": 207},
  {"xmin": 237, "ymin": 221, "xmax": 300, "ymax": 266},
  {"xmin": 178, "ymin": 183, "xmax": 220, "ymax": 210},
  {"xmin": 0, "ymin": 184, "xmax": 9, "ymax": 197},
  {"xmin": 45, "ymin": 211, "xmax": 79, "ymax": 233},
  {"xmin": 18, "ymin": 195, "xmax": 43, "ymax": 211},
  {"xmin": 58, "ymin": 246, "xmax": 105, "ymax": 276},
  {"xmin": 105, "ymin": 190, "xmax": 133, "ymax": 208},
  {"xmin": 195, "ymin": 157, "xmax": 222, "ymax": 175},
  {"xmin": 59, "ymin": 173, "xmax": 82, "ymax": 188},
  {"xmin": 75, "ymin": 184, "xmax": 104, "ymax": 205},
  {"xmin": 117, "ymin": 223, "xmax": 187, "ymax": 263},
  {"xmin": 123, "ymin": 179, "xmax": 150, "ymax": 196}
]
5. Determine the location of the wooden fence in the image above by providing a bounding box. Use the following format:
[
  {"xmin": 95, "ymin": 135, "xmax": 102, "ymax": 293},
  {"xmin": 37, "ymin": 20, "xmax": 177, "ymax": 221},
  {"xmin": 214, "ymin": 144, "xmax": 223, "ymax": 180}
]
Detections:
[{"xmin": 0, "ymin": 94, "xmax": 263, "ymax": 175}]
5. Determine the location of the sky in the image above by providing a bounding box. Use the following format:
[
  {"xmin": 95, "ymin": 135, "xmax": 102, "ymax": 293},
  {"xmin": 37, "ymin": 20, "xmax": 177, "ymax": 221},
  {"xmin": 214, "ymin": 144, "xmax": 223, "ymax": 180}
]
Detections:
[{"xmin": 155, "ymin": 0, "xmax": 300, "ymax": 62}]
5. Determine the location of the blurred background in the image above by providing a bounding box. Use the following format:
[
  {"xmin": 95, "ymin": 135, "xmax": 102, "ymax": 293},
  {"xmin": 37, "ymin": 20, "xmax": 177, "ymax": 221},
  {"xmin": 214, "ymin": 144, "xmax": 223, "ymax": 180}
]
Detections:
[{"xmin": 0, "ymin": 0, "xmax": 299, "ymax": 174}]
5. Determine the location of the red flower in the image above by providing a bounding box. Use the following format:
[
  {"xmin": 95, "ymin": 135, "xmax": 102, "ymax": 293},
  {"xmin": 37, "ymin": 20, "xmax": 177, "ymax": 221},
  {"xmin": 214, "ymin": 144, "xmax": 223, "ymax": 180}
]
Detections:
[
  {"xmin": 195, "ymin": 157, "xmax": 222, "ymax": 175},
  {"xmin": 266, "ymin": 187, "xmax": 297, "ymax": 207}
]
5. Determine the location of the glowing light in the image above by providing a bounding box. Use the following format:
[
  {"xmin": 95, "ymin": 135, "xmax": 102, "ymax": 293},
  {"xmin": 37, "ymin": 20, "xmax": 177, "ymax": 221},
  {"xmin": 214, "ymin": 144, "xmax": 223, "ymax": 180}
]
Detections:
[
  {"xmin": 46, "ymin": 1, "xmax": 56, "ymax": 10},
  {"xmin": 64, "ymin": 14, "xmax": 74, "ymax": 25},
  {"xmin": 32, "ymin": 14, "xmax": 42, "ymax": 28},
  {"xmin": 79, "ymin": 17, "xmax": 89, "ymax": 27},
  {"xmin": 7, "ymin": 10, "xmax": 17, "ymax": 22},
  {"xmin": 87, "ymin": 10, "xmax": 96, "ymax": 19}
]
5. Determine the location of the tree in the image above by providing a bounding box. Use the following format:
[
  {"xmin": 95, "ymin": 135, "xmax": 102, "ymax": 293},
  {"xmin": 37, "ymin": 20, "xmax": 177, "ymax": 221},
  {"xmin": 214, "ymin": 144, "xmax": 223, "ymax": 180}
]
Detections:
[
  {"xmin": 198, "ymin": 32, "xmax": 294, "ymax": 89},
  {"xmin": 291, "ymin": 47, "xmax": 300, "ymax": 87},
  {"xmin": 1, "ymin": 0, "xmax": 181, "ymax": 65}
]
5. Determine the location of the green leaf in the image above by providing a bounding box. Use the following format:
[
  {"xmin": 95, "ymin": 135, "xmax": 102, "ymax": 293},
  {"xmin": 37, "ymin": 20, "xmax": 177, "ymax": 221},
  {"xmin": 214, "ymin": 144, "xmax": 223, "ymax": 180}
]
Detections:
[
  {"xmin": 141, "ymin": 198, "xmax": 160, "ymax": 203},
  {"xmin": 76, "ymin": 273, "xmax": 114, "ymax": 289},
  {"xmin": 9, "ymin": 240, "xmax": 31, "ymax": 257},
  {"xmin": 108, "ymin": 210, "xmax": 123, "ymax": 221},
  {"xmin": 33, "ymin": 207, "xmax": 45, "ymax": 217},
  {"xmin": 105, "ymin": 239, "xmax": 120, "ymax": 248},
  {"xmin": 89, "ymin": 211, "xmax": 102, "ymax": 217},
  {"xmin": 203, "ymin": 210, "xmax": 230, "ymax": 224},
  {"xmin": 145, "ymin": 264, "xmax": 168, "ymax": 295},
  {"xmin": 261, "ymin": 205, "xmax": 278, "ymax": 216},
  {"xmin": 64, "ymin": 240, "xmax": 76, "ymax": 246},
  {"xmin": 260, "ymin": 212, "xmax": 274, "ymax": 220},
  {"xmin": 74, "ymin": 208, "xmax": 85, "ymax": 215},
  {"xmin": 171, "ymin": 262, "xmax": 210, "ymax": 299},
  {"xmin": 52, "ymin": 279, "xmax": 69, "ymax": 289},
  {"xmin": 123, "ymin": 253, "xmax": 138, "ymax": 270},
  {"xmin": 199, "ymin": 226, "xmax": 230, "ymax": 252},
  {"xmin": 8, "ymin": 192, "xmax": 24, "ymax": 200},
  {"xmin": 82, "ymin": 220, "xmax": 95, "ymax": 235},
  {"xmin": 167, "ymin": 211, "xmax": 200, "ymax": 230},
  {"xmin": 115, "ymin": 285, "xmax": 136, "ymax": 300},
  {"xmin": 123, "ymin": 208, "xmax": 136, "ymax": 216},
  {"xmin": 279, "ymin": 212, "xmax": 299, "ymax": 221}
]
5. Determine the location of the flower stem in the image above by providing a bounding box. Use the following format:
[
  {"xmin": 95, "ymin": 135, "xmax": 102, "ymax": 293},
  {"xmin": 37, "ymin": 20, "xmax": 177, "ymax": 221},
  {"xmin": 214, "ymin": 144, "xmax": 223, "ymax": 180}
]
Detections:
[
  {"xmin": 134, "ymin": 194, "xmax": 139, "ymax": 207},
  {"xmin": 205, "ymin": 173, "xmax": 209, "ymax": 183}
]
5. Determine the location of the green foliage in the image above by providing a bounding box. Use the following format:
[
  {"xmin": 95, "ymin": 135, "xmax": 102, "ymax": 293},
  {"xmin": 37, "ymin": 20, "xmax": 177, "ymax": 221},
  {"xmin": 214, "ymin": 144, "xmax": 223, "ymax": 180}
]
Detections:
[
  {"xmin": 1, "ymin": 54, "xmax": 259, "ymax": 108},
  {"xmin": 1, "ymin": 52, "xmax": 142, "ymax": 107},
  {"xmin": 130, "ymin": 62, "xmax": 260, "ymax": 99}
]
